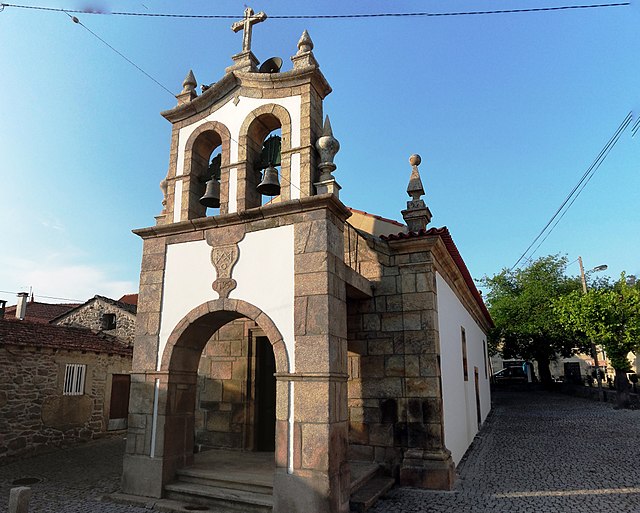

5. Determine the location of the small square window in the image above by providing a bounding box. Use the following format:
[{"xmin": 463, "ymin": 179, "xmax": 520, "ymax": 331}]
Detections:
[
  {"xmin": 101, "ymin": 313, "xmax": 116, "ymax": 330},
  {"xmin": 63, "ymin": 364, "xmax": 86, "ymax": 396}
]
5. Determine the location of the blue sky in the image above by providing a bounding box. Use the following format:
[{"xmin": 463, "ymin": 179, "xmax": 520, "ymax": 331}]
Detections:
[{"xmin": 0, "ymin": 0, "xmax": 638, "ymax": 305}]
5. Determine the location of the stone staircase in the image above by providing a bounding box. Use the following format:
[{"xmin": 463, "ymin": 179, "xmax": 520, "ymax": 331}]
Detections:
[
  {"xmin": 162, "ymin": 459, "xmax": 394, "ymax": 512},
  {"xmin": 164, "ymin": 465, "xmax": 273, "ymax": 512},
  {"xmin": 349, "ymin": 461, "xmax": 395, "ymax": 513}
]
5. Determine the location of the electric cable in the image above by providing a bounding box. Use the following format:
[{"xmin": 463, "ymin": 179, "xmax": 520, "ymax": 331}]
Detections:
[
  {"xmin": 0, "ymin": 2, "xmax": 630, "ymax": 19},
  {"xmin": 511, "ymin": 112, "xmax": 633, "ymax": 269},
  {"xmin": 63, "ymin": 11, "xmax": 175, "ymax": 96},
  {"xmin": 0, "ymin": 290, "xmax": 84, "ymax": 302}
]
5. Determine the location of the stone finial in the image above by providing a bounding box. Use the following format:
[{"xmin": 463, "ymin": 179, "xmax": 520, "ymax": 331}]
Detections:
[
  {"xmin": 181, "ymin": 69, "xmax": 197, "ymax": 93},
  {"xmin": 177, "ymin": 69, "xmax": 198, "ymax": 104},
  {"xmin": 297, "ymin": 30, "xmax": 314, "ymax": 54},
  {"xmin": 291, "ymin": 29, "xmax": 319, "ymax": 69},
  {"xmin": 401, "ymin": 154, "xmax": 432, "ymax": 232},
  {"xmin": 407, "ymin": 154, "xmax": 425, "ymax": 200},
  {"xmin": 314, "ymin": 115, "xmax": 341, "ymax": 197}
]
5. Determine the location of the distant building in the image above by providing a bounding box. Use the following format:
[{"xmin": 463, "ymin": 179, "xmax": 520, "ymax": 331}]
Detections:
[{"xmin": 0, "ymin": 292, "xmax": 137, "ymax": 462}]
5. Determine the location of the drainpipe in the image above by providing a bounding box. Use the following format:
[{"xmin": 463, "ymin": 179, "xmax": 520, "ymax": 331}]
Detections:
[{"xmin": 16, "ymin": 292, "xmax": 28, "ymax": 320}]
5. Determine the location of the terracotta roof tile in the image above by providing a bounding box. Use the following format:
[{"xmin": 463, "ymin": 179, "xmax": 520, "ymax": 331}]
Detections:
[
  {"xmin": 118, "ymin": 294, "xmax": 138, "ymax": 306},
  {"xmin": 3, "ymin": 302, "xmax": 80, "ymax": 323},
  {"xmin": 0, "ymin": 318, "xmax": 132, "ymax": 356},
  {"xmin": 382, "ymin": 227, "xmax": 493, "ymax": 327}
]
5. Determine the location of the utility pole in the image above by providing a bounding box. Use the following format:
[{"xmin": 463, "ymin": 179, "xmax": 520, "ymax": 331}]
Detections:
[{"xmin": 578, "ymin": 256, "xmax": 605, "ymax": 401}]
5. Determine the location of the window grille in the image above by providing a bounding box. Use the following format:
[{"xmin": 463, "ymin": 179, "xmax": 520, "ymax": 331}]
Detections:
[{"xmin": 63, "ymin": 364, "xmax": 86, "ymax": 396}]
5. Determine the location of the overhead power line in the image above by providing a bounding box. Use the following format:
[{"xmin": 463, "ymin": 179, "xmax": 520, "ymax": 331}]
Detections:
[
  {"xmin": 511, "ymin": 112, "xmax": 633, "ymax": 270},
  {"xmin": 0, "ymin": 2, "xmax": 630, "ymax": 19},
  {"xmin": 64, "ymin": 11, "xmax": 175, "ymax": 96}
]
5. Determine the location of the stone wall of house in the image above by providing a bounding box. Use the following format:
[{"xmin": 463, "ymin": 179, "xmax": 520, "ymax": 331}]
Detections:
[
  {"xmin": 55, "ymin": 299, "xmax": 136, "ymax": 344},
  {"xmin": 196, "ymin": 319, "xmax": 254, "ymax": 450},
  {"xmin": 0, "ymin": 345, "xmax": 131, "ymax": 462},
  {"xmin": 345, "ymin": 230, "xmax": 443, "ymax": 475}
]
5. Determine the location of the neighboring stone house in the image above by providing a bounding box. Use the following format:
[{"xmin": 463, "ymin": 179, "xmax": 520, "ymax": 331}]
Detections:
[
  {"xmin": 0, "ymin": 317, "xmax": 132, "ymax": 463},
  {"xmin": 51, "ymin": 295, "xmax": 137, "ymax": 345},
  {"xmin": 120, "ymin": 16, "xmax": 493, "ymax": 513}
]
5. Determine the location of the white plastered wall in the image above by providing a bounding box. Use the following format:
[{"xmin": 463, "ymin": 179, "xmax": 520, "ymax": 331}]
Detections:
[
  {"xmin": 436, "ymin": 272, "xmax": 491, "ymax": 465},
  {"xmin": 173, "ymin": 95, "xmax": 302, "ymax": 222},
  {"xmin": 157, "ymin": 225, "xmax": 295, "ymax": 371}
]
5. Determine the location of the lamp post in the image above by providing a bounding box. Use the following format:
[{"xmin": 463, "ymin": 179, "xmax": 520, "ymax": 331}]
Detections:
[{"xmin": 578, "ymin": 256, "xmax": 607, "ymax": 401}]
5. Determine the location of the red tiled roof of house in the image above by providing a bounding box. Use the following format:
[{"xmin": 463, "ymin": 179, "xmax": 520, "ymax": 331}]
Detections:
[
  {"xmin": 0, "ymin": 318, "xmax": 132, "ymax": 356},
  {"xmin": 381, "ymin": 227, "xmax": 493, "ymax": 328},
  {"xmin": 118, "ymin": 294, "xmax": 138, "ymax": 306},
  {"xmin": 4, "ymin": 302, "xmax": 80, "ymax": 324}
]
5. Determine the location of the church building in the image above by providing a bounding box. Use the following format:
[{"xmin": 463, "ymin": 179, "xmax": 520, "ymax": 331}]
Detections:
[{"xmin": 121, "ymin": 9, "xmax": 493, "ymax": 513}]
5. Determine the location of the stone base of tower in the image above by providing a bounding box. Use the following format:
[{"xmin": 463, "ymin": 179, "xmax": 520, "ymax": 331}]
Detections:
[
  {"xmin": 121, "ymin": 454, "xmax": 167, "ymax": 499},
  {"xmin": 273, "ymin": 467, "xmax": 350, "ymax": 513},
  {"xmin": 399, "ymin": 449, "xmax": 456, "ymax": 490}
]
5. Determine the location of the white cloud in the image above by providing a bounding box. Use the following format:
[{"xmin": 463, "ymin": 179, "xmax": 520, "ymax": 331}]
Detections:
[{"xmin": 0, "ymin": 255, "xmax": 136, "ymax": 305}]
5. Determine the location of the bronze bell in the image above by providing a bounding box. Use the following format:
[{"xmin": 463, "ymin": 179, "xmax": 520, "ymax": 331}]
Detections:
[
  {"xmin": 256, "ymin": 164, "xmax": 281, "ymax": 196},
  {"xmin": 200, "ymin": 179, "xmax": 220, "ymax": 208}
]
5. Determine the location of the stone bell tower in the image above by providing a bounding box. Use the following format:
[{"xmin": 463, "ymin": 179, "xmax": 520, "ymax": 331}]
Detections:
[{"xmin": 122, "ymin": 9, "xmax": 359, "ymax": 513}]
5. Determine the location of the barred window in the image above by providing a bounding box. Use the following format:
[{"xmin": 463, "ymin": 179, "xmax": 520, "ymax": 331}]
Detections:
[{"xmin": 63, "ymin": 364, "xmax": 86, "ymax": 396}]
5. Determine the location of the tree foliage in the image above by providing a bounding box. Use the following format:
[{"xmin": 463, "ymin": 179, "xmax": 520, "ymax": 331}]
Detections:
[
  {"xmin": 481, "ymin": 255, "xmax": 587, "ymax": 383},
  {"xmin": 554, "ymin": 274, "xmax": 640, "ymax": 371}
]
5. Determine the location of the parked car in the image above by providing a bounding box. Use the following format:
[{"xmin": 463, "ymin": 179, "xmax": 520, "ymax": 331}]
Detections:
[{"xmin": 492, "ymin": 366, "xmax": 528, "ymax": 384}]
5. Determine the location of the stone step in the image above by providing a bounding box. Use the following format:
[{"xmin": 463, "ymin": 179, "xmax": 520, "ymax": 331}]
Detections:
[
  {"xmin": 350, "ymin": 476, "xmax": 395, "ymax": 513},
  {"xmin": 164, "ymin": 481, "xmax": 273, "ymax": 513},
  {"xmin": 176, "ymin": 467, "xmax": 273, "ymax": 495},
  {"xmin": 349, "ymin": 461, "xmax": 382, "ymax": 494}
]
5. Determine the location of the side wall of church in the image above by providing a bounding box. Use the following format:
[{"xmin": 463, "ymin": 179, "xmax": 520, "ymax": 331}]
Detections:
[
  {"xmin": 345, "ymin": 236, "xmax": 443, "ymax": 474},
  {"xmin": 436, "ymin": 272, "xmax": 491, "ymax": 465}
]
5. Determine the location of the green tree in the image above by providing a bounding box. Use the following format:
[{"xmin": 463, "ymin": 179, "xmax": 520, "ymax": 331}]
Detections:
[
  {"xmin": 482, "ymin": 255, "xmax": 587, "ymax": 385},
  {"xmin": 555, "ymin": 275, "xmax": 640, "ymax": 408}
]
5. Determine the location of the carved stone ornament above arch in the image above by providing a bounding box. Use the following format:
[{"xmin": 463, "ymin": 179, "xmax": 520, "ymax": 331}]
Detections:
[{"xmin": 160, "ymin": 298, "xmax": 290, "ymax": 374}]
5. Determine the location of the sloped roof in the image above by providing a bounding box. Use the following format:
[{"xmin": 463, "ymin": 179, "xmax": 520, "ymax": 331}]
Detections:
[
  {"xmin": 3, "ymin": 302, "xmax": 80, "ymax": 324},
  {"xmin": 382, "ymin": 227, "xmax": 493, "ymax": 328},
  {"xmin": 49, "ymin": 295, "xmax": 137, "ymax": 324},
  {"xmin": 0, "ymin": 318, "xmax": 132, "ymax": 356},
  {"xmin": 118, "ymin": 294, "xmax": 138, "ymax": 306}
]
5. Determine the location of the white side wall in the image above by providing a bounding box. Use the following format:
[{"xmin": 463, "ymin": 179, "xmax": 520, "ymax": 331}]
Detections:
[
  {"xmin": 175, "ymin": 95, "xmax": 302, "ymax": 214},
  {"xmin": 157, "ymin": 225, "xmax": 295, "ymax": 372},
  {"xmin": 436, "ymin": 272, "xmax": 491, "ymax": 465}
]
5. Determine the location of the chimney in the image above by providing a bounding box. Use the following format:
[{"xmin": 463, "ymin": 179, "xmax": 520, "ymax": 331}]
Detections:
[
  {"xmin": 16, "ymin": 292, "xmax": 28, "ymax": 320},
  {"xmin": 0, "ymin": 300, "xmax": 6, "ymax": 319}
]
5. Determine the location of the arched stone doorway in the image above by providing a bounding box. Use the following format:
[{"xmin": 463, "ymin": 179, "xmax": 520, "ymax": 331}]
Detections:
[{"xmin": 158, "ymin": 299, "xmax": 289, "ymax": 475}]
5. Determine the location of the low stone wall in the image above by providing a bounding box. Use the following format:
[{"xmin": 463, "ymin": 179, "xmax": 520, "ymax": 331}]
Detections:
[
  {"xmin": 0, "ymin": 345, "xmax": 131, "ymax": 463},
  {"xmin": 556, "ymin": 382, "xmax": 640, "ymax": 407}
]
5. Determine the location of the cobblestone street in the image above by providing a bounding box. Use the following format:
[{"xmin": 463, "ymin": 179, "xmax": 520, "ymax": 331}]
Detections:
[
  {"xmin": 1, "ymin": 389, "xmax": 639, "ymax": 512},
  {"xmin": 370, "ymin": 389, "xmax": 640, "ymax": 513}
]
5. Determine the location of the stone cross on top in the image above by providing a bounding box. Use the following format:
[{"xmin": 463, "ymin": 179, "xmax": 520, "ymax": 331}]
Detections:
[{"xmin": 231, "ymin": 7, "xmax": 267, "ymax": 53}]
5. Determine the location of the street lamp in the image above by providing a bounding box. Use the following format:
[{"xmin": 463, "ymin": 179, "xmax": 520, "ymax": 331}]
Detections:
[{"xmin": 578, "ymin": 256, "xmax": 607, "ymax": 401}]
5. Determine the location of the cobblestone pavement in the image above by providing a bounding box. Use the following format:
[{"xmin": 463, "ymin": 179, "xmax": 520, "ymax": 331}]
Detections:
[
  {"xmin": 1, "ymin": 389, "xmax": 639, "ymax": 512},
  {"xmin": 0, "ymin": 436, "xmax": 147, "ymax": 513},
  {"xmin": 371, "ymin": 389, "xmax": 640, "ymax": 513}
]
